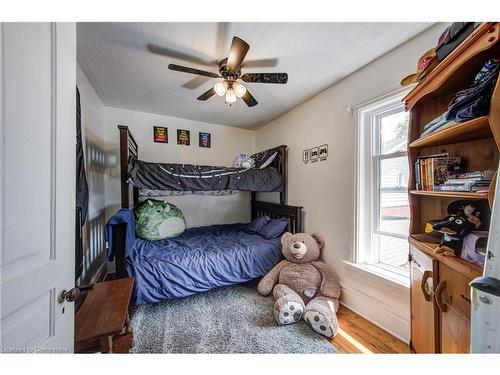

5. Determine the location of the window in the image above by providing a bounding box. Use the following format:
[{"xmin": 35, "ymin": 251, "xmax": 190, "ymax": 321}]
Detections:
[{"xmin": 355, "ymin": 89, "xmax": 411, "ymax": 278}]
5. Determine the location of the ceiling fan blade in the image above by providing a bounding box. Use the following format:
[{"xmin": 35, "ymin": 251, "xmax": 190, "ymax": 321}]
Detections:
[
  {"xmin": 226, "ymin": 36, "xmax": 249, "ymax": 72},
  {"xmin": 147, "ymin": 43, "xmax": 217, "ymax": 67},
  {"xmin": 242, "ymin": 58, "xmax": 279, "ymax": 68},
  {"xmin": 241, "ymin": 90, "xmax": 258, "ymax": 107},
  {"xmin": 182, "ymin": 76, "xmax": 210, "ymax": 90},
  {"xmin": 241, "ymin": 73, "xmax": 288, "ymax": 84},
  {"xmin": 197, "ymin": 87, "xmax": 216, "ymax": 101},
  {"xmin": 168, "ymin": 64, "xmax": 220, "ymax": 78}
]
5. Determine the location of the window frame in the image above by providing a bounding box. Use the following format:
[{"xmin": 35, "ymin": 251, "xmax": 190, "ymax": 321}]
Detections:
[{"xmin": 354, "ymin": 87, "xmax": 411, "ymax": 278}]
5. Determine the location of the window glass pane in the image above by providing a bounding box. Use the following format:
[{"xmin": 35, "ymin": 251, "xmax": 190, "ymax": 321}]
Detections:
[
  {"xmin": 379, "ymin": 156, "xmax": 409, "ymax": 236},
  {"xmin": 377, "ymin": 235, "xmax": 409, "ymax": 270},
  {"xmin": 379, "ymin": 111, "xmax": 408, "ymax": 155}
]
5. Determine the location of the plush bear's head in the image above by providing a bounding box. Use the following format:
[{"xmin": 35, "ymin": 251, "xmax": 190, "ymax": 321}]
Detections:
[{"xmin": 281, "ymin": 232, "xmax": 325, "ymax": 263}]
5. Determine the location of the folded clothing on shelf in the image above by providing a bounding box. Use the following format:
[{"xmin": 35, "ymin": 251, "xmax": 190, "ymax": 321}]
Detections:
[
  {"xmin": 446, "ymin": 59, "xmax": 500, "ymax": 123},
  {"xmin": 418, "ymin": 59, "xmax": 500, "ymax": 139},
  {"xmin": 420, "ymin": 111, "xmax": 455, "ymax": 137}
]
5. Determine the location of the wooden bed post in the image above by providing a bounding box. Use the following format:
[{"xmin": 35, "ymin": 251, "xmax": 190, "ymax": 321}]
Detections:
[
  {"xmin": 118, "ymin": 125, "xmax": 130, "ymax": 208},
  {"xmin": 118, "ymin": 125, "xmax": 139, "ymax": 208},
  {"xmin": 278, "ymin": 145, "xmax": 287, "ymax": 205}
]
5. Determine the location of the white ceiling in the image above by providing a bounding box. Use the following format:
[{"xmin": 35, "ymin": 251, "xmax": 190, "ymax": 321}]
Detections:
[{"xmin": 77, "ymin": 22, "xmax": 433, "ymax": 129}]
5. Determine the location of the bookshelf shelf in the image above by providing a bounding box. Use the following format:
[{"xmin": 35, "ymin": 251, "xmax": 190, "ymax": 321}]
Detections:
[
  {"xmin": 409, "ymin": 190, "xmax": 489, "ymax": 199},
  {"xmin": 409, "ymin": 236, "xmax": 482, "ymax": 278},
  {"xmin": 409, "ymin": 116, "xmax": 491, "ymax": 149}
]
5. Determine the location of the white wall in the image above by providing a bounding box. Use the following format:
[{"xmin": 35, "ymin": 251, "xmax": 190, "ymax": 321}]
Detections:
[
  {"xmin": 255, "ymin": 23, "xmax": 447, "ymax": 342},
  {"xmin": 102, "ymin": 106, "xmax": 256, "ymax": 227}
]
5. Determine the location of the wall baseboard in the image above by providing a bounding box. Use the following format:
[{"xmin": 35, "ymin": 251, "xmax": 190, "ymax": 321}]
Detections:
[{"xmin": 340, "ymin": 285, "xmax": 410, "ymax": 343}]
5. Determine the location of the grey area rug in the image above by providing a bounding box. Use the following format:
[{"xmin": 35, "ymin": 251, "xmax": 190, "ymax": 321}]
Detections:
[{"xmin": 130, "ymin": 281, "xmax": 337, "ymax": 354}]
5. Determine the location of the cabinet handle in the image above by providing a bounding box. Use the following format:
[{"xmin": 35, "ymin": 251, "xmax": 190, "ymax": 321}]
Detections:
[
  {"xmin": 460, "ymin": 294, "xmax": 471, "ymax": 304},
  {"xmin": 420, "ymin": 270, "xmax": 432, "ymax": 302},
  {"xmin": 435, "ymin": 281, "xmax": 448, "ymax": 312}
]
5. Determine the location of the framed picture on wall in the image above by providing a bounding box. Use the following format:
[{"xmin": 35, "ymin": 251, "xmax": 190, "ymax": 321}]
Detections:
[
  {"xmin": 153, "ymin": 126, "xmax": 168, "ymax": 143},
  {"xmin": 199, "ymin": 132, "xmax": 211, "ymax": 148},
  {"xmin": 303, "ymin": 149, "xmax": 310, "ymax": 163},
  {"xmin": 319, "ymin": 144, "xmax": 328, "ymax": 160},
  {"xmin": 177, "ymin": 129, "xmax": 190, "ymax": 145},
  {"xmin": 310, "ymin": 147, "xmax": 319, "ymax": 162}
]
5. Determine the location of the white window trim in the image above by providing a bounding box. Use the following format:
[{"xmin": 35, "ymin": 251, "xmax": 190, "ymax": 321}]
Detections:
[{"xmin": 352, "ymin": 87, "xmax": 412, "ymax": 281}]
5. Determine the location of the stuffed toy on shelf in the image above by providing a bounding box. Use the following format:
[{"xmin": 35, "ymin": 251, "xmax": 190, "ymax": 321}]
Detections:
[
  {"xmin": 258, "ymin": 232, "xmax": 341, "ymax": 338},
  {"xmin": 425, "ymin": 200, "xmax": 490, "ymax": 257}
]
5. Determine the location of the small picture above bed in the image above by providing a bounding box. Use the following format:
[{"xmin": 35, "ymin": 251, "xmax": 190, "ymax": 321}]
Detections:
[{"xmin": 135, "ymin": 199, "xmax": 186, "ymax": 240}]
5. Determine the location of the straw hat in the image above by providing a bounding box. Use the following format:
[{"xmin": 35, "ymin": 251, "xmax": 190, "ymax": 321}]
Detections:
[{"xmin": 401, "ymin": 48, "xmax": 438, "ymax": 86}]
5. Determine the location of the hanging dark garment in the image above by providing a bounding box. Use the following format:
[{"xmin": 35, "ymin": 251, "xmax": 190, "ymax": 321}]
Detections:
[{"xmin": 75, "ymin": 87, "xmax": 89, "ymax": 279}]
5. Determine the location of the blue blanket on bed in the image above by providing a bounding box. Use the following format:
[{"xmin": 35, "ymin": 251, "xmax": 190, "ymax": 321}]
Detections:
[{"xmin": 106, "ymin": 210, "xmax": 283, "ymax": 305}]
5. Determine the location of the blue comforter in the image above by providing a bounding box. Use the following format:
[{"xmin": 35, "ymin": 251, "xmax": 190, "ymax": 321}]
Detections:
[{"xmin": 106, "ymin": 210, "xmax": 283, "ymax": 305}]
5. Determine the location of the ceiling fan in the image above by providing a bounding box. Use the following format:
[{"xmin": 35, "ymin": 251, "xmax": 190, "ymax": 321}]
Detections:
[{"xmin": 166, "ymin": 36, "xmax": 288, "ymax": 107}]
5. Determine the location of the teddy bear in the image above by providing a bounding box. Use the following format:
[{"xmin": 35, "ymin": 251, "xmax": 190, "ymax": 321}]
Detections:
[{"xmin": 258, "ymin": 232, "xmax": 341, "ymax": 338}]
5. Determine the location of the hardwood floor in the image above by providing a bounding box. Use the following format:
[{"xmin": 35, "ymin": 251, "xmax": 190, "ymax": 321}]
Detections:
[{"xmin": 330, "ymin": 305, "xmax": 411, "ymax": 354}]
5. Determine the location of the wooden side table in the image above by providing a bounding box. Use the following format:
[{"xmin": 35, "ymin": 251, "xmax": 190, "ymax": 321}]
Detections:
[{"xmin": 75, "ymin": 277, "xmax": 134, "ymax": 353}]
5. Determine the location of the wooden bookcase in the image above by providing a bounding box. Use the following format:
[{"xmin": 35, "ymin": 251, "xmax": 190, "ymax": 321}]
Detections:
[{"xmin": 403, "ymin": 22, "xmax": 500, "ymax": 353}]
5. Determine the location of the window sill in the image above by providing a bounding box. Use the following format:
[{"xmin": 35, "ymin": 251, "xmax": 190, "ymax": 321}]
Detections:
[{"xmin": 342, "ymin": 260, "xmax": 410, "ymax": 289}]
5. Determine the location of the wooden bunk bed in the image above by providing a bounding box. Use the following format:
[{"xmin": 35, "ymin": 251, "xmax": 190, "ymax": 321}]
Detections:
[{"xmin": 112, "ymin": 125, "xmax": 303, "ymax": 288}]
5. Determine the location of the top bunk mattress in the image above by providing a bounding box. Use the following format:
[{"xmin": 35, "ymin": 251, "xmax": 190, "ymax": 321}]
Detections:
[{"xmin": 127, "ymin": 158, "xmax": 283, "ymax": 193}]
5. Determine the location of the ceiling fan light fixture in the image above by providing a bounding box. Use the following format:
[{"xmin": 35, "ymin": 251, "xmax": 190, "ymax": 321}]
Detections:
[
  {"xmin": 225, "ymin": 87, "xmax": 237, "ymax": 103},
  {"xmin": 214, "ymin": 81, "xmax": 227, "ymax": 96},
  {"xmin": 233, "ymin": 82, "xmax": 247, "ymax": 98}
]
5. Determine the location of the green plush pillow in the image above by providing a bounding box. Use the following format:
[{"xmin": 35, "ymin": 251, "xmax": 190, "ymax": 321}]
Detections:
[{"xmin": 135, "ymin": 199, "xmax": 186, "ymax": 240}]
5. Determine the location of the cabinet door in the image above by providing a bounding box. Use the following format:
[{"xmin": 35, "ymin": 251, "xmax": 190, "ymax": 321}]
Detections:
[
  {"xmin": 409, "ymin": 245, "xmax": 438, "ymax": 353},
  {"xmin": 436, "ymin": 264, "xmax": 472, "ymax": 353}
]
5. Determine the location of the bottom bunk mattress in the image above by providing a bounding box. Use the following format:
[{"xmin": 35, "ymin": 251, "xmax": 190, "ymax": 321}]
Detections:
[{"xmin": 126, "ymin": 224, "xmax": 283, "ymax": 304}]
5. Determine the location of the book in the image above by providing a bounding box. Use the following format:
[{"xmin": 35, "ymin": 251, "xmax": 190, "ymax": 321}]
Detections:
[
  {"xmin": 444, "ymin": 178, "xmax": 492, "ymax": 185},
  {"xmin": 434, "ymin": 184, "xmax": 474, "ymax": 192},
  {"xmin": 415, "ymin": 155, "xmax": 462, "ymax": 191},
  {"xmin": 456, "ymin": 170, "xmax": 496, "ymax": 179},
  {"xmin": 417, "ymin": 152, "xmax": 449, "ymax": 159},
  {"xmin": 425, "ymin": 156, "xmax": 461, "ymax": 190},
  {"xmin": 415, "ymin": 161, "xmax": 420, "ymax": 190}
]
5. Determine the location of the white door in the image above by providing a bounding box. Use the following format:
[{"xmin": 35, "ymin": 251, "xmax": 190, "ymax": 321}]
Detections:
[
  {"xmin": 471, "ymin": 160, "xmax": 500, "ymax": 353},
  {"xmin": 0, "ymin": 23, "xmax": 76, "ymax": 353}
]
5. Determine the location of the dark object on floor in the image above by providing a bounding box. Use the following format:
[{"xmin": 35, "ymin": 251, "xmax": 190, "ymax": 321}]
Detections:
[
  {"xmin": 75, "ymin": 278, "xmax": 134, "ymax": 353},
  {"xmin": 130, "ymin": 281, "xmax": 336, "ymax": 354},
  {"xmin": 436, "ymin": 23, "xmax": 477, "ymax": 62}
]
